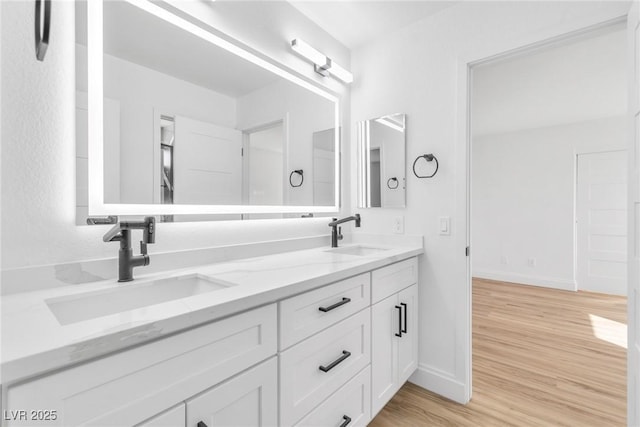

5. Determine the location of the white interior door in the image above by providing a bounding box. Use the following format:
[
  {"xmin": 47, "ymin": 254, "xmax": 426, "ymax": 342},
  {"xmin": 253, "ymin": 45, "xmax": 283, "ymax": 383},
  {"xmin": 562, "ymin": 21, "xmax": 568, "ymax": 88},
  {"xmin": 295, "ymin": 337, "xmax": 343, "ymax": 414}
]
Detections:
[
  {"xmin": 173, "ymin": 116, "xmax": 242, "ymax": 205},
  {"xmin": 627, "ymin": 1, "xmax": 640, "ymax": 425},
  {"xmin": 576, "ymin": 150, "xmax": 627, "ymax": 295}
]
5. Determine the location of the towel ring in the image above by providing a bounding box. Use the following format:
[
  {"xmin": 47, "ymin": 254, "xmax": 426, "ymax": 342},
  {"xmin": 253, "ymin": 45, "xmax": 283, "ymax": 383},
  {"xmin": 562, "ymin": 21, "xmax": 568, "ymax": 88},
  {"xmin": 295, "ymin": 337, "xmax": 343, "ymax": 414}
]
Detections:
[
  {"xmin": 387, "ymin": 177, "xmax": 399, "ymax": 189},
  {"xmin": 289, "ymin": 169, "xmax": 304, "ymax": 187},
  {"xmin": 412, "ymin": 154, "xmax": 439, "ymax": 179},
  {"xmin": 35, "ymin": 0, "xmax": 51, "ymax": 62}
]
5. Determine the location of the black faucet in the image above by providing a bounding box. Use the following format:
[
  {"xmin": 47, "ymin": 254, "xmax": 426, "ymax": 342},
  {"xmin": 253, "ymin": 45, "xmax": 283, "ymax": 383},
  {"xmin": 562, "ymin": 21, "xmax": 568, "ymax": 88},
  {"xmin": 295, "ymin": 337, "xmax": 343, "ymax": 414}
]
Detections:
[
  {"xmin": 103, "ymin": 217, "xmax": 156, "ymax": 282},
  {"xmin": 328, "ymin": 214, "xmax": 361, "ymax": 248}
]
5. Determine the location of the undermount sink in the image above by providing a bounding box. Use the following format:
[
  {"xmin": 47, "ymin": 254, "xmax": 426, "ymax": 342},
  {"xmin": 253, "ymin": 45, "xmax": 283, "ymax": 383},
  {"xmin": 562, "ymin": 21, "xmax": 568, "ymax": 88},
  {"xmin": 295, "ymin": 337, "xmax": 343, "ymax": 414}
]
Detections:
[
  {"xmin": 46, "ymin": 274, "xmax": 234, "ymax": 325},
  {"xmin": 327, "ymin": 245, "xmax": 390, "ymax": 256}
]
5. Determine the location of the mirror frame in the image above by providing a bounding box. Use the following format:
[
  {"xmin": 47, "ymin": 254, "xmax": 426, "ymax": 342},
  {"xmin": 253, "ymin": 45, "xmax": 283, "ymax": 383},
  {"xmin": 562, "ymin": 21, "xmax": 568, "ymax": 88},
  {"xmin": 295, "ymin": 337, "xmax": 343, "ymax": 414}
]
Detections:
[{"xmin": 87, "ymin": 0, "xmax": 340, "ymax": 216}]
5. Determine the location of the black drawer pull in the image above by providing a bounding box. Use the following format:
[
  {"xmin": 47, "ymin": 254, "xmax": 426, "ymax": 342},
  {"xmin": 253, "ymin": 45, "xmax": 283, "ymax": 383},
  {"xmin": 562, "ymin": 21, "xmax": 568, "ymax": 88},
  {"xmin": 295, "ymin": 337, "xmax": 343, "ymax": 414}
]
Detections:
[
  {"xmin": 319, "ymin": 350, "xmax": 351, "ymax": 372},
  {"xmin": 395, "ymin": 305, "xmax": 403, "ymax": 337},
  {"xmin": 319, "ymin": 297, "xmax": 351, "ymax": 312},
  {"xmin": 401, "ymin": 302, "xmax": 408, "ymax": 333},
  {"xmin": 197, "ymin": 422, "xmax": 208, "ymax": 427},
  {"xmin": 340, "ymin": 415, "xmax": 352, "ymax": 427}
]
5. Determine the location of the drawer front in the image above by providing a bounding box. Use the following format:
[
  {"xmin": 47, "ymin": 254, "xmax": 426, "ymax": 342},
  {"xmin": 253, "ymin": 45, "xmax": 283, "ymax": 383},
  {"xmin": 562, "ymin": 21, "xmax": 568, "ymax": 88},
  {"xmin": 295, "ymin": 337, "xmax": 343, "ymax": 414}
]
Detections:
[
  {"xmin": 279, "ymin": 273, "xmax": 371, "ymax": 350},
  {"xmin": 294, "ymin": 367, "xmax": 371, "ymax": 427},
  {"xmin": 135, "ymin": 404, "xmax": 185, "ymax": 427},
  {"xmin": 371, "ymin": 257, "xmax": 418, "ymax": 304},
  {"xmin": 280, "ymin": 309, "xmax": 371, "ymax": 426},
  {"xmin": 186, "ymin": 357, "xmax": 278, "ymax": 427},
  {"xmin": 5, "ymin": 304, "xmax": 277, "ymax": 427}
]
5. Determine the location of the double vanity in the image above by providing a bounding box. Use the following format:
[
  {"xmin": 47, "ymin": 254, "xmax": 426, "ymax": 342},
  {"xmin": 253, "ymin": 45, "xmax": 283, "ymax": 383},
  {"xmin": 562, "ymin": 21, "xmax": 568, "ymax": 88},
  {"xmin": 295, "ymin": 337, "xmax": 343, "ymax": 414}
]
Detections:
[{"xmin": 1, "ymin": 239, "xmax": 422, "ymax": 426}]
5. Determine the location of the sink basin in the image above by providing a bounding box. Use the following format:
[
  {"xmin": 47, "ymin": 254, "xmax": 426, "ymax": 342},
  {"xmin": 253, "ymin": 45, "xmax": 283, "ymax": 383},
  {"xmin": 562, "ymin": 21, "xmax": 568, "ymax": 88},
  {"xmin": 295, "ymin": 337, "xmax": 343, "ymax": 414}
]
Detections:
[
  {"xmin": 327, "ymin": 245, "xmax": 390, "ymax": 256},
  {"xmin": 46, "ymin": 274, "xmax": 234, "ymax": 325}
]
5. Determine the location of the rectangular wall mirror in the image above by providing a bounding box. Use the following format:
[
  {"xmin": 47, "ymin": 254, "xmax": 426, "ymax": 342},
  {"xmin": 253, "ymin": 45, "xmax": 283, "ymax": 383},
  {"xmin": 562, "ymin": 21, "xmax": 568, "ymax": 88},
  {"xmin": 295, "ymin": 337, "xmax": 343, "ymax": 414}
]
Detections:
[
  {"xmin": 357, "ymin": 113, "xmax": 406, "ymax": 208},
  {"xmin": 76, "ymin": 0, "xmax": 339, "ymax": 220}
]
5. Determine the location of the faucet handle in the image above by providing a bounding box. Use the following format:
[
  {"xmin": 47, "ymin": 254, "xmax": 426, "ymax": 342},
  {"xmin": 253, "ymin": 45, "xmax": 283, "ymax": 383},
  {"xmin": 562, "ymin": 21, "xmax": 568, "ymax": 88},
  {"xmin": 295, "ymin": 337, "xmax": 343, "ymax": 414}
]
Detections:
[
  {"xmin": 140, "ymin": 241, "xmax": 148, "ymax": 256},
  {"xmin": 338, "ymin": 226, "xmax": 343, "ymax": 241}
]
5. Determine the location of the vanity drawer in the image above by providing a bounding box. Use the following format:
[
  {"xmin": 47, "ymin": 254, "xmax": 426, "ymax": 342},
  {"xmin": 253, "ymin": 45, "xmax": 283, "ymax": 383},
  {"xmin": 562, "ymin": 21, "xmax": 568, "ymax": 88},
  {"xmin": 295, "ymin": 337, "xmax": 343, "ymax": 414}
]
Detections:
[
  {"xmin": 5, "ymin": 304, "xmax": 277, "ymax": 427},
  {"xmin": 371, "ymin": 257, "xmax": 418, "ymax": 304},
  {"xmin": 293, "ymin": 367, "xmax": 371, "ymax": 427},
  {"xmin": 279, "ymin": 309, "xmax": 371, "ymax": 426},
  {"xmin": 279, "ymin": 273, "xmax": 370, "ymax": 349}
]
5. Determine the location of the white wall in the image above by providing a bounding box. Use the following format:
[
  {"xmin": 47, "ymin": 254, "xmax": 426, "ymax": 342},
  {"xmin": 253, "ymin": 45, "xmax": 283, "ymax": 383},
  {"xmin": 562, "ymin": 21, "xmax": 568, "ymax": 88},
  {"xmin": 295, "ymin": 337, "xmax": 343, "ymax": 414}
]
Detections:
[
  {"xmin": 350, "ymin": 0, "xmax": 630, "ymax": 403},
  {"xmin": 472, "ymin": 116, "xmax": 627, "ymax": 290},
  {"xmin": 0, "ymin": 0, "xmax": 350, "ymax": 271}
]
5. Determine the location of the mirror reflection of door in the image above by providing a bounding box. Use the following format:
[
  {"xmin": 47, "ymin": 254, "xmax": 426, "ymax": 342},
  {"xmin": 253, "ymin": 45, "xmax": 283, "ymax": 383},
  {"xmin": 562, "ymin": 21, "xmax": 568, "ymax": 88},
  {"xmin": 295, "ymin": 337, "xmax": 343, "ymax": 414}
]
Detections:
[
  {"xmin": 312, "ymin": 128, "xmax": 336, "ymax": 207},
  {"xmin": 369, "ymin": 148, "xmax": 382, "ymax": 207},
  {"xmin": 245, "ymin": 122, "xmax": 284, "ymax": 206},
  {"xmin": 159, "ymin": 115, "xmax": 175, "ymax": 222}
]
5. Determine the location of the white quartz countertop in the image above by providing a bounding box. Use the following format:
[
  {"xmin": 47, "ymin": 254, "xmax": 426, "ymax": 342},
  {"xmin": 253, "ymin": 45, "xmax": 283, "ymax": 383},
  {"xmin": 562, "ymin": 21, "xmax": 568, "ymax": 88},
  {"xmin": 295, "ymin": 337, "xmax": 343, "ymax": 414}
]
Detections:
[{"xmin": 1, "ymin": 242, "xmax": 422, "ymax": 385}]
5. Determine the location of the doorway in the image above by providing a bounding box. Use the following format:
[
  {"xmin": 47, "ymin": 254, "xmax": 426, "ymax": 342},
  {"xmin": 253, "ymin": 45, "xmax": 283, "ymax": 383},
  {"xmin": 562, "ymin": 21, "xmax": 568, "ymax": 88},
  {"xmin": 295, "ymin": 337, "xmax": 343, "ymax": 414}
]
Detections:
[{"xmin": 468, "ymin": 20, "xmax": 628, "ymax": 422}]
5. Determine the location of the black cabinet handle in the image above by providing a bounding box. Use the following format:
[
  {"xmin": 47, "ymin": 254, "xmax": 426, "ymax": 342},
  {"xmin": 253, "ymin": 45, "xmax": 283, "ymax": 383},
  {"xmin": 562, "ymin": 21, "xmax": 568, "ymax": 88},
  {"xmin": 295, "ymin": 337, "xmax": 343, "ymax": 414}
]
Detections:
[
  {"xmin": 319, "ymin": 297, "xmax": 351, "ymax": 312},
  {"xmin": 340, "ymin": 415, "xmax": 352, "ymax": 427},
  {"xmin": 395, "ymin": 305, "xmax": 403, "ymax": 337},
  {"xmin": 401, "ymin": 302, "xmax": 408, "ymax": 333},
  {"xmin": 197, "ymin": 422, "xmax": 208, "ymax": 427},
  {"xmin": 319, "ymin": 350, "xmax": 351, "ymax": 372}
]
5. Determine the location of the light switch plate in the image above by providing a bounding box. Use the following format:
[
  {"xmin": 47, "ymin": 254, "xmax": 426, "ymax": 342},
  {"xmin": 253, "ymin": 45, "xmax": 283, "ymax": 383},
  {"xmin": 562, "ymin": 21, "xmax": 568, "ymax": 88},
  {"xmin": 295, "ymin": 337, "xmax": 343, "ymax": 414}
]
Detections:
[{"xmin": 439, "ymin": 216, "xmax": 450, "ymax": 235}]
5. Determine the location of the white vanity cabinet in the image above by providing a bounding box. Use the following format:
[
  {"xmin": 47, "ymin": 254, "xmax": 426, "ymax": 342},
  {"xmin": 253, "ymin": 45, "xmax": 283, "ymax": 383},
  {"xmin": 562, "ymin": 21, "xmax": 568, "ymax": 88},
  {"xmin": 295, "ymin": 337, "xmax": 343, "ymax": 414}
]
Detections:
[
  {"xmin": 278, "ymin": 274, "xmax": 372, "ymax": 426},
  {"xmin": 3, "ymin": 254, "xmax": 421, "ymax": 427},
  {"xmin": 371, "ymin": 259, "xmax": 419, "ymax": 417},
  {"xmin": 4, "ymin": 304, "xmax": 277, "ymax": 427}
]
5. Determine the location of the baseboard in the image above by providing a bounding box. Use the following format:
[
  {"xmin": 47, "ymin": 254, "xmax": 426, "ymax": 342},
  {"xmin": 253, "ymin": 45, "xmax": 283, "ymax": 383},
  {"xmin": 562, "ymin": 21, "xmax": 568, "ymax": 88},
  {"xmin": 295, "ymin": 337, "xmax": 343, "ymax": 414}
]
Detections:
[
  {"xmin": 409, "ymin": 364, "xmax": 468, "ymax": 404},
  {"xmin": 473, "ymin": 270, "xmax": 576, "ymax": 291}
]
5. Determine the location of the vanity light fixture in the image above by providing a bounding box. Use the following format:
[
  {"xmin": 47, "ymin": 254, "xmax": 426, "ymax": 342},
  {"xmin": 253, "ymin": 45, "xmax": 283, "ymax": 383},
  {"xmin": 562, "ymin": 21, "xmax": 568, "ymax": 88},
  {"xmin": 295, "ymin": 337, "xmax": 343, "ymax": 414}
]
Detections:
[{"xmin": 291, "ymin": 39, "xmax": 353, "ymax": 84}]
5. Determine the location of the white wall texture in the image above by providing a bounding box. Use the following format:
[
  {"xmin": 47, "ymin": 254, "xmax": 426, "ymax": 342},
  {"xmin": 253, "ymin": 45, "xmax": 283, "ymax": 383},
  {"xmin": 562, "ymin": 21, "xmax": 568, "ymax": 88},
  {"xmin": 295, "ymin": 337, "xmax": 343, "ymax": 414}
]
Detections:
[
  {"xmin": 0, "ymin": 0, "xmax": 350, "ymax": 272},
  {"xmin": 351, "ymin": 0, "xmax": 630, "ymax": 403},
  {"xmin": 472, "ymin": 116, "xmax": 627, "ymax": 290}
]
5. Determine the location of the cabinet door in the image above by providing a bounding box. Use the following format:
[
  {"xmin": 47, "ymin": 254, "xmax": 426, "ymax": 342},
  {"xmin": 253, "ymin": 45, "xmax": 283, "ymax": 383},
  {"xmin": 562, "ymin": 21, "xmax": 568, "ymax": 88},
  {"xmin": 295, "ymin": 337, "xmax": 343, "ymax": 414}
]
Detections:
[
  {"xmin": 371, "ymin": 294, "xmax": 400, "ymax": 417},
  {"xmin": 186, "ymin": 357, "xmax": 277, "ymax": 427},
  {"xmin": 136, "ymin": 404, "xmax": 185, "ymax": 427},
  {"xmin": 398, "ymin": 284, "xmax": 419, "ymax": 384}
]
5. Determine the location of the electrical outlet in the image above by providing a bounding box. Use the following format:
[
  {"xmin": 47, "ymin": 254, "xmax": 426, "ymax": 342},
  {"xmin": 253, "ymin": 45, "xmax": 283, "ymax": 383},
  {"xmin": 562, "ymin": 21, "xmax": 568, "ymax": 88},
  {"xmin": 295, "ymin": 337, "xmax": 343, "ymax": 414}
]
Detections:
[
  {"xmin": 393, "ymin": 216, "xmax": 405, "ymax": 234},
  {"xmin": 527, "ymin": 257, "xmax": 536, "ymax": 267},
  {"xmin": 500, "ymin": 255, "xmax": 509, "ymax": 265}
]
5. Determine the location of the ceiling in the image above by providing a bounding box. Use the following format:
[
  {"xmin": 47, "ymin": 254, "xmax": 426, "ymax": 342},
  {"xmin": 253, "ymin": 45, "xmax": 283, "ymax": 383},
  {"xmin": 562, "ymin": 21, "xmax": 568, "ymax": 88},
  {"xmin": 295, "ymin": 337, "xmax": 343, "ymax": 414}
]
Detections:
[
  {"xmin": 288, "ymin": 1, "xmax": 459, "ymax": 49},
  {"xmin": 472, "ymin": 23, "xmax": 627, "ymax": 136},
  {"xmin": 76, "ymin": 1, "xmax": 280, "ymax": 98}
]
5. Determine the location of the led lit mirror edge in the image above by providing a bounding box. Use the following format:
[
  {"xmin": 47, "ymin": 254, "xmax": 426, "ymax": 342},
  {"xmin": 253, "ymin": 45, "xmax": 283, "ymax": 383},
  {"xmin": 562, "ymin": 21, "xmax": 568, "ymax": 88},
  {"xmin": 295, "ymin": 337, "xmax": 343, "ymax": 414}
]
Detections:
[
  {"xmin": 356, "ymin": 113, "xmax": 407, "ymax": 209},
  {"xmin": 86, "ymin": 0, "xmax": 341, "ymax": 217}
]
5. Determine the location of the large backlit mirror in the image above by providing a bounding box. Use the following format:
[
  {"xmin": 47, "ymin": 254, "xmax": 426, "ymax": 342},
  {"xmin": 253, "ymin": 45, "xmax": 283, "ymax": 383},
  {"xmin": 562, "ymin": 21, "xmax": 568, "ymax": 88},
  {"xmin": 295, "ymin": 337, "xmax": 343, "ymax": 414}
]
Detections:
[
  {"xmin": 75, "ymin": 0, "xmax": 339, "ymax": 221},
  {"xmin": 357, "ymin": 113, "xmax": 406, "ymax": 208}
]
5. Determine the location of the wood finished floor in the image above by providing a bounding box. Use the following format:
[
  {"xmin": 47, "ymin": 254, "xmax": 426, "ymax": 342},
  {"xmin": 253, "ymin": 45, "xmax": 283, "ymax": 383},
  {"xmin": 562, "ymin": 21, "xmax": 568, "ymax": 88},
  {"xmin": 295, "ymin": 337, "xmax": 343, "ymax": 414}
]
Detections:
[{"xmin": 369, "ymin": 278, "xmax": 627, "ymax": 426}]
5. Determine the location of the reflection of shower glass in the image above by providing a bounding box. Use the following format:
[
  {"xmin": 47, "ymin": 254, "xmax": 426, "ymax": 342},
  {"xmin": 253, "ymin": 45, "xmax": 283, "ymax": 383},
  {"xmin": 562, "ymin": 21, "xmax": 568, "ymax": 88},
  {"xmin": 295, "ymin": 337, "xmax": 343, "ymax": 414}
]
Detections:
[{"xmin": 160, "ymin": 116, "xmax": 175, "ymax": 222}]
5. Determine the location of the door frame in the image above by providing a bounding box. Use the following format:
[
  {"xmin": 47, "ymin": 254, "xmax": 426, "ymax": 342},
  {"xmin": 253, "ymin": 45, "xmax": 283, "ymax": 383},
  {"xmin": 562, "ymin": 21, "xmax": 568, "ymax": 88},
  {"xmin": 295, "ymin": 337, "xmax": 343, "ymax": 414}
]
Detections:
[
  {"xmin": 241, "ymin": 116, "xmax": 289, "ymax": 206},
  {"xmin": 459, "ymin": 16, "xmax": 629, "ymax": 403}
]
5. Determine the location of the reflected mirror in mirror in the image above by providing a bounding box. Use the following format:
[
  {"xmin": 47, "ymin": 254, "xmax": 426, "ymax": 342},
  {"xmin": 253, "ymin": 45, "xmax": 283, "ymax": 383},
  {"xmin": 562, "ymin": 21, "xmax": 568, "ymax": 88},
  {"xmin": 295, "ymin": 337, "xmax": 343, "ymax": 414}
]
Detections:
[
  {"xmin": 357, "ymin": 113, "xmax": 406, "ymax": 208},
  {"xmin": 75, "ymin": 0, "xmax": 339, "ymax": 220}
]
